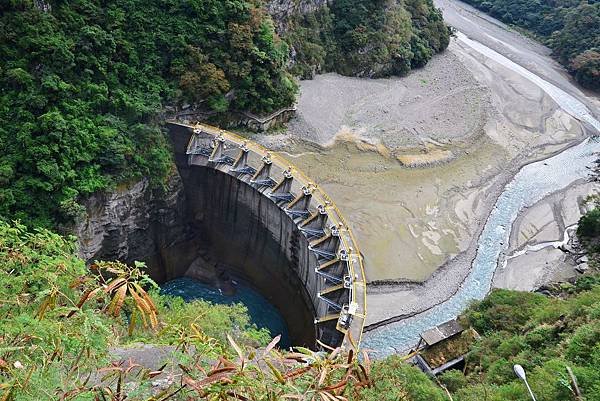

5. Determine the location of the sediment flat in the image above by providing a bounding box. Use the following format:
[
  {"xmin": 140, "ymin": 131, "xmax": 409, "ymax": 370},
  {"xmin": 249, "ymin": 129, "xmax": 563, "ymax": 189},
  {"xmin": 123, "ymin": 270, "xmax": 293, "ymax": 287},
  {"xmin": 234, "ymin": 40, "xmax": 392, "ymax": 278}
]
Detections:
[
  {"xmin": 493, "ymin": 180, "xmax": 599, "ymax": 291},
  {"xmin": 252, "ymin": 0, "xmax": 599, "ymax": 327}
]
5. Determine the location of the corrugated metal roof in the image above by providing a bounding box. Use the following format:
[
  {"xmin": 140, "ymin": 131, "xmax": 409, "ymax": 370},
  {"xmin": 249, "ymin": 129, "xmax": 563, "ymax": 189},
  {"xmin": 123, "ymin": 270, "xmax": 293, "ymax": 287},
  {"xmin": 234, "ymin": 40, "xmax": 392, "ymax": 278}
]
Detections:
[{"xmin": 420, "ymin": 319, "xmax": 463, "ymax": 346}]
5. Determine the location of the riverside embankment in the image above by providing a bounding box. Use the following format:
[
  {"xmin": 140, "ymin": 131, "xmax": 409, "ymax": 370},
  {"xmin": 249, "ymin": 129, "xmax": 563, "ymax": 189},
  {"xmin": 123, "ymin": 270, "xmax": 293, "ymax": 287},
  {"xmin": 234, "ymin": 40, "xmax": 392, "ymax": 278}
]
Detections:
[{"xmin": 362, "ymin": 137, "xmax": 600, "ymax": 356}]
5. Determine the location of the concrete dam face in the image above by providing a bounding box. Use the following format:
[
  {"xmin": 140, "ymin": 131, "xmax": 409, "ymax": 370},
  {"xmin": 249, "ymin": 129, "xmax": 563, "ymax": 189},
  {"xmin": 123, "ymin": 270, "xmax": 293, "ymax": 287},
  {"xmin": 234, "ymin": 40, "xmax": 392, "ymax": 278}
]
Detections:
[{"xmin": 167, "ymin": 122, "xmax": 366, "ymax": 349}]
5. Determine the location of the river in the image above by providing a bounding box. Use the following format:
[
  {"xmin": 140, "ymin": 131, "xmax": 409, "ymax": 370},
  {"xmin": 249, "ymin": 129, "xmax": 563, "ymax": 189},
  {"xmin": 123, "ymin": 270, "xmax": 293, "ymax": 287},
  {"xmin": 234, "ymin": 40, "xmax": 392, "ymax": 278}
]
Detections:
[
  {"xmin": 362, "ymin": 136, "xmax": 600, "ymax": 356},
  {"xmin": 361, "ymin": 2, "xmax": 600, "ymax": 356}
]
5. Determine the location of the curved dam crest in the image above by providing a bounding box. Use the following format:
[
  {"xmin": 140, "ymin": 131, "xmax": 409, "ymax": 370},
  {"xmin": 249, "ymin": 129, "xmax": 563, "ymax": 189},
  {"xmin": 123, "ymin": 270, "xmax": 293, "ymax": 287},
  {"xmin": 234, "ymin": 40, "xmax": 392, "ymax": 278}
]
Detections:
[{"xmin": 167, "ymin": 122, "xmax": 367, "ymax": 350}]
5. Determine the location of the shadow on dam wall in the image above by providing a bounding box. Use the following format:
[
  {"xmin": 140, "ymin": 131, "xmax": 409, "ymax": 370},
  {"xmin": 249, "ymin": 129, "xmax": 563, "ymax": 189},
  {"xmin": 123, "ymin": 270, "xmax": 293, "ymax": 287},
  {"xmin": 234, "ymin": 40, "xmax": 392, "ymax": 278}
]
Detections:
[
  {"xmin": 165, "ymin": 123, "xmax": 323, "ymax": 347},
  {"xmin": 77, "ymin": 123, "xmax": 362, "ymax": 348},
  {"xmin": 178, "ymin": 165, "xmax": 317, "ymax": 346}
]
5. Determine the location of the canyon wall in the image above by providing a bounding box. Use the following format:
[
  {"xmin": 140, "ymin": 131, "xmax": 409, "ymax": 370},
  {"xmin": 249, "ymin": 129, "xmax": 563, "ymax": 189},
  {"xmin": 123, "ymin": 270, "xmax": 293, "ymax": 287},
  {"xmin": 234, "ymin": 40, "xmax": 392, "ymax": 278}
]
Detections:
[
  {"xmin": 267, "ymin": 0, "xmax": 330, "ymax": 32},
  {"xmin": 75, "ymin": 173, "xmax": 199, "ymax": 283}
]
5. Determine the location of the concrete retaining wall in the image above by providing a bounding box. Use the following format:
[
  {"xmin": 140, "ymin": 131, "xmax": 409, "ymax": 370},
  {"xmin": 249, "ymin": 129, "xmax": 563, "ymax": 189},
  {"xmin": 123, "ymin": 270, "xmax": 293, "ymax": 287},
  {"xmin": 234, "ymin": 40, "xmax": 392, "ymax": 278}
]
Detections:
[
  {"xmin": 181, "ymin": 166, "xmax": 320, "ymax": 346},
  {"xmin": 167, "ymin": 122, "xmax": 366, "ymax": 349}
]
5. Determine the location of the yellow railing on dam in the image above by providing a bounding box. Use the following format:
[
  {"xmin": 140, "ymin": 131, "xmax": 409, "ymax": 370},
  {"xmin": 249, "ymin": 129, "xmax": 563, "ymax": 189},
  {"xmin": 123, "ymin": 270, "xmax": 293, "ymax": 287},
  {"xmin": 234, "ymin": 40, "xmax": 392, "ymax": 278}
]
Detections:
[{"xmin": 171, "ymin": 121, "xmax": 367, "ymax": 349}]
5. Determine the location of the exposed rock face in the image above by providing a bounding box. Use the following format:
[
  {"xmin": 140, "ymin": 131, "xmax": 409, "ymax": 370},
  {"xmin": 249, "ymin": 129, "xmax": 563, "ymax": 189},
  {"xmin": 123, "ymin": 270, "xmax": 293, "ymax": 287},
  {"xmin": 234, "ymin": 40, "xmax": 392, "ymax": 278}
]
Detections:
[
  {"xmin": 267, "ymin": 0, "xmax": 330, "ymax": 32},
  {"xmin": 33, "ymin": 0, "xmax": 51, "ymax": 12},
  {"xmin": 75, "ymin": 172, "xmax": 193, "ymax": 282}
]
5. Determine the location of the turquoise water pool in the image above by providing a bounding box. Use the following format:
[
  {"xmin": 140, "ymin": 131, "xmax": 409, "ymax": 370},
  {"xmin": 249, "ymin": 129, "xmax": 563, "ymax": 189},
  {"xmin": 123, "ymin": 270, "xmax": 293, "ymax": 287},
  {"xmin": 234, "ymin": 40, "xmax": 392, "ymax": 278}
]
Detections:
[{"xmin": 161, "ymin": 277, "xmax": 290, "ymax": 347}]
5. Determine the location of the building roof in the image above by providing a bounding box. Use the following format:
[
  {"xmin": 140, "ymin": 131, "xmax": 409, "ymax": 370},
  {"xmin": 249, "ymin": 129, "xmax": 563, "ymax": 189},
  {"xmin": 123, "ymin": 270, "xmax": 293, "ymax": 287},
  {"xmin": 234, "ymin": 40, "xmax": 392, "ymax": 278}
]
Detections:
[{"xmin": 420, "ymin": 319, "xmax": 463, "ymax": 346}]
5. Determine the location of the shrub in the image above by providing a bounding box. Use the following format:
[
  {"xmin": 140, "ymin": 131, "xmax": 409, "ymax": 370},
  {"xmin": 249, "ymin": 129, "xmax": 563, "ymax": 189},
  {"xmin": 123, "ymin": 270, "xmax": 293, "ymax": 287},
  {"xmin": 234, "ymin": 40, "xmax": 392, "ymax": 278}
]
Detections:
[
  {"xmin": 565, "ymin": 321, "xmax": 600, "ymax": 365},
  {"xmin": 355, "ymin": 356, "xmax": 446, "ymax": 401},
  {"xmin": 466, "ymin": 289, "xmax": 547, "ymax": 334},
  {"xmin": 438, "ymin": 369, "xmax": 468, "ymax": 392}
]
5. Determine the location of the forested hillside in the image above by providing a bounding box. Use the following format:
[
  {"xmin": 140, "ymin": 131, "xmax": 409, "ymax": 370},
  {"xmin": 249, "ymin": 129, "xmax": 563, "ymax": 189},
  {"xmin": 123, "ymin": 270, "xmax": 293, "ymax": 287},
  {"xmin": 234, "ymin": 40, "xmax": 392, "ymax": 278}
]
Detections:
[
  {"xmin": 0, "ymin": 0, "xmax": 450, "ymax": 230},
  {"xmin": 0, "ymin": 0, "xmax": 296, "ymax": 228},
  {"xmin": 460, "ymin": 0, "xmax": 600, "ymax": 90},
  {"xmin": 284, "ymin": 0, "xmax": 451, "ymax": 78},
  {"xmin": 440, "ymin": 283, "xmax": 600, "ymax": 400}
]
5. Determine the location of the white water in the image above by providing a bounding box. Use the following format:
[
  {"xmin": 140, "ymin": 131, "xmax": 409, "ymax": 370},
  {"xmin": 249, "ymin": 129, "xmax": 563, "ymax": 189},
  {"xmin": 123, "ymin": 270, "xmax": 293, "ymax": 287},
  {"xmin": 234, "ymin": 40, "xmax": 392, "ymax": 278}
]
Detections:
[
  {"xmin": 362, "ymin": 32, "xmax": 600, "ymax": 357},
  {"xmin": 501, "ymin": 224, "xmax": 577, "ymax": 267}
]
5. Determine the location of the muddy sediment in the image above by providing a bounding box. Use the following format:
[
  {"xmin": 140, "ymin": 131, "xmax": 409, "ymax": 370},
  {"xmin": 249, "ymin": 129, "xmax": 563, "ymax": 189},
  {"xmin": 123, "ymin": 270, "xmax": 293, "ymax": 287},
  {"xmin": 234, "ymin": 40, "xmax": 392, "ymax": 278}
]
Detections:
[
  {"xmin": 244, "ymin": 0, "xmax": 600, "ymax": 333},
  {"xmin": 255, "ymin": 39, "xmax": 585, "ymax": 287}
]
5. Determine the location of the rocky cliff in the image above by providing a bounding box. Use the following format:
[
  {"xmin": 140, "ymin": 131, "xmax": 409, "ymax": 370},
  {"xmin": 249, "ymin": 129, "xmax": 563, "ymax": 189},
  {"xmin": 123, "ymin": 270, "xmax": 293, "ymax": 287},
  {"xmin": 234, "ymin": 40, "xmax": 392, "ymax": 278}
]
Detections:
[
  {"xmin": 75, "ymin": 172, "xmax": 196, "ymax": 282},
  {"xmin": 267, "ymin": 0, "xmax": 451, "ymax": 79},
  {"xmin": 267, "ymin": 0, "xmax": 330, "ymax": 32}
]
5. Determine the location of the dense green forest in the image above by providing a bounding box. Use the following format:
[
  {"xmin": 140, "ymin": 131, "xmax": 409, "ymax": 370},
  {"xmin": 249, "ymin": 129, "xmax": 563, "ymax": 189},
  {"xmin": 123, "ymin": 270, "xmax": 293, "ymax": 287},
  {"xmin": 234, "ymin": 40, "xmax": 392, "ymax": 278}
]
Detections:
[
  {"xmin": 2, "ymin": 219, "xmax": 600, "ymax": 400},
  {"xmin": 284, "ymin": 0, "xmax": 451, "ymax": 79},
  {"xmin": 0, "ymin": 0, "xmax": 296, "ymax": 228},
  {"xmin": 460, "ymin": 0, "xmax": 600, "ymax": 90}
]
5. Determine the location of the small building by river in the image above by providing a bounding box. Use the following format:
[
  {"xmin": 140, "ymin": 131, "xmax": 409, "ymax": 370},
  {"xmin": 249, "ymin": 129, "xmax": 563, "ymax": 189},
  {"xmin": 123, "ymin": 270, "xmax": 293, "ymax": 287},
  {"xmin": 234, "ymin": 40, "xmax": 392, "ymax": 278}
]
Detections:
[{"xmin": 414, "ymin": 319, "xmax": 479, "ymax": 376}]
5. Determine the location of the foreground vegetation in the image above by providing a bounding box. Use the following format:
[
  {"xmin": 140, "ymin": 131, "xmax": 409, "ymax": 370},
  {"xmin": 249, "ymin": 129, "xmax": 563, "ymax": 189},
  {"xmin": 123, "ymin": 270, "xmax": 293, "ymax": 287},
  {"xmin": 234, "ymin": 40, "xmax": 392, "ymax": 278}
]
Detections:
[
  {"xmin": 444, "ymin": 282, "xmax": 600, "ymax": 400},
  {"xmin": 460, "ymin": 0, "xmax": 600, "ymax": 90},
  {"xmin": 3, "ymin": 219, "xmax": 600, "ymax": 400},
  {"xmin": 0, "ymin": 220, "xmax": 446, "ymax": 400},
  {"xmin": 0, "ymin": 221, "xmax": 272, "ymax": 399}
]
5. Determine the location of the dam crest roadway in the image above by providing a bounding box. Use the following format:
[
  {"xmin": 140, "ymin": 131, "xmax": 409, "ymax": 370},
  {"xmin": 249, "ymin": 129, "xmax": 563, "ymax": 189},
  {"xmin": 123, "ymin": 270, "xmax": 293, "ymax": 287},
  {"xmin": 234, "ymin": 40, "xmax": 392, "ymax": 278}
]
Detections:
[{"xmin": 168, "ymin": 121, "xmax": 367, "ymax": 350}]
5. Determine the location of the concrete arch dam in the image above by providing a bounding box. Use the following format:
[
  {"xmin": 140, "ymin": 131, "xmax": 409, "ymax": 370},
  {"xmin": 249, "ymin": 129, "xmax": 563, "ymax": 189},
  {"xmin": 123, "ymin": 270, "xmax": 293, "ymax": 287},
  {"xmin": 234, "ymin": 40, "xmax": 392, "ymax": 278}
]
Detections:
[{"xmin": 167, "ymin": 122, "xmax": 367, "ymax": 349}]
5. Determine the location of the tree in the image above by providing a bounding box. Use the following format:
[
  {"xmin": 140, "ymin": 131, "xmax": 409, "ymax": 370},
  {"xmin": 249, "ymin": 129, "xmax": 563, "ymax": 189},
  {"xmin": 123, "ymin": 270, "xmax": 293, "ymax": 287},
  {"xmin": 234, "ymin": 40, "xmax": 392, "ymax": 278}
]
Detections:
[
  {"xmin": 0, "ymin": 0, "xmax": 297, "ymax": 228},
  {"xmin": 571, "ymin": 50, "xmax": 600, "ymax": 90},
  {"xmin": 461, "ymin": 0, "xmax": 600, "ymax": 90}
]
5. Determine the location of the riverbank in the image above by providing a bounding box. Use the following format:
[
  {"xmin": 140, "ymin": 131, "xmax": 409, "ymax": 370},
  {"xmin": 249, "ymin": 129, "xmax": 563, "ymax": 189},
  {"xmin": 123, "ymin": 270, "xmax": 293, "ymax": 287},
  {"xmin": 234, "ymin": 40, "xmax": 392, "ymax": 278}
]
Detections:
[
  {"xmin": 362, "ymin": 137, "xmax": 600, "ymax": 356},
  {"xmin": 363, "ymin": 135, "xmax": 595, "ymax": 328},
  {"xmin": 493, "ymin": 179, "xmax": 599, "ymax": 291}
]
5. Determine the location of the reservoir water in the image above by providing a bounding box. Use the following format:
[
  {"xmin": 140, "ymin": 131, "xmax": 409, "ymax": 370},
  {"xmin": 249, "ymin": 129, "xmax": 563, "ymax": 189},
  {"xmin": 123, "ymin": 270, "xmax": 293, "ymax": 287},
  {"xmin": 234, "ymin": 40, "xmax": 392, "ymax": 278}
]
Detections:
[{"xmin": 161, "ymin": 277, "xmax": 291, "ymax": 348}]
